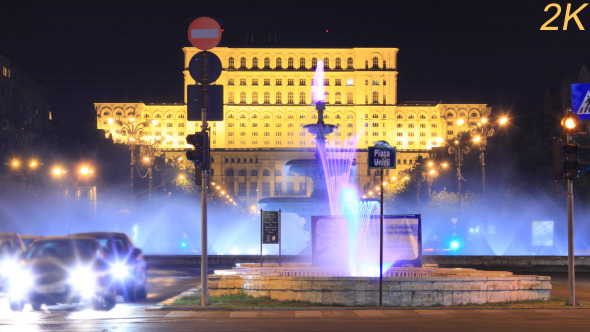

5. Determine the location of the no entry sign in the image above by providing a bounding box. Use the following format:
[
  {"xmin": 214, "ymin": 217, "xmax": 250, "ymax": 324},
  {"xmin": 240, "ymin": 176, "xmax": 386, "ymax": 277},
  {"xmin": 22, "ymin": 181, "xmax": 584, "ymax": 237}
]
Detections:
[{"xmin": 188, "ymin": 17, "xmax": 222, "ymax": 50}]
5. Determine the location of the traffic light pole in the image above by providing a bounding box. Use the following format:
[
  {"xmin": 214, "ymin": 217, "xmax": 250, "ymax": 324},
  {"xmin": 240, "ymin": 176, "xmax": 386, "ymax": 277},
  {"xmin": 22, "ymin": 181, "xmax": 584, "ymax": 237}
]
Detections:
[
  {"xmin": 200, "ymin": 52, "xmax": 209, "ymax": 307},
  {"xmin": 566, "ymin": 133, "xmax": 576, "ymax": 306}
]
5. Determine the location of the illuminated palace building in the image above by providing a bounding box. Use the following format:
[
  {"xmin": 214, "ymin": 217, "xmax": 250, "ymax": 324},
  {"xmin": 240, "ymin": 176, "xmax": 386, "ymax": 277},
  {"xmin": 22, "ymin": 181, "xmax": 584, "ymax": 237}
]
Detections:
[{"xmin": 95, "ymin": 47, "xmax": 490, "ymax": 205}]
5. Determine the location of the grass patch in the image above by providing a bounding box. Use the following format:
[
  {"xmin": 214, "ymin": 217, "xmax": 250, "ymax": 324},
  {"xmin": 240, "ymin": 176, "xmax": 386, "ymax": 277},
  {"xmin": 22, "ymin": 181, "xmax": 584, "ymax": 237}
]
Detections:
[
  {"xmin": 171, "ymin": 291, "xmax": 338, "ymax": 309},
  {"xmin": 170, "ymin": 292, "xmax": 585, "ymax": 310}
]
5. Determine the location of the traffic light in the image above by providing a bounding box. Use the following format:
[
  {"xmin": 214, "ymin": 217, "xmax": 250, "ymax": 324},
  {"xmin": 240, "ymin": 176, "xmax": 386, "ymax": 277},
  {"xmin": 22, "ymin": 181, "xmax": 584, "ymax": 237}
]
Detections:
[
  {"xmin": 186, "ymin": 132, "xmax": 210, "ymax": 170},
  {"xmin": 553, "ymin": 137, "xmax": 579, "ymax": 180}
]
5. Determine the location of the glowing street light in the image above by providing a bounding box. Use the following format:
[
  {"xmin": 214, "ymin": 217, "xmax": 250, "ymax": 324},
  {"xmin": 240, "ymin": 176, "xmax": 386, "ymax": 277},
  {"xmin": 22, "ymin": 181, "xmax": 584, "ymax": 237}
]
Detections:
[{"xmin": 456, "ymin": 119, "xmax": 465, "ymax": 126}]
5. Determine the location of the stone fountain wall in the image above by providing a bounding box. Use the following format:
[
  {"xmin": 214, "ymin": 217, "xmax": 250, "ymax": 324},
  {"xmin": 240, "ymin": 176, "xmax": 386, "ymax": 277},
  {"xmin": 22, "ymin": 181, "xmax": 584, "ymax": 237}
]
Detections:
[{"xmin": 208, "ymin": 267, "xmax": 551, "ymax": 306}]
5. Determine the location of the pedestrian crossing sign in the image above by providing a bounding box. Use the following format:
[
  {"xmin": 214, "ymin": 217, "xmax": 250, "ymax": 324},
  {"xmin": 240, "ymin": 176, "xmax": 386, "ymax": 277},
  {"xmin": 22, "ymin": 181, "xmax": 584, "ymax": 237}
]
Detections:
[{"xmin": 572, "ymin": 84, "xmax": 590, "ymax": 120}]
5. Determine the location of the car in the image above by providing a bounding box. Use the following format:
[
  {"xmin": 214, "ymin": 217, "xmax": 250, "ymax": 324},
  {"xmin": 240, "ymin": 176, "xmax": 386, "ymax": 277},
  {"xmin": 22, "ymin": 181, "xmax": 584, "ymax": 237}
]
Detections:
[
  {"xmin": 72, "ymin": 232, "xmax": 147, "ymax": 302},
  {"xmin": 0, "ymin": 233, "xmax": 27, "ymax": 289},
  {"xmin": 20, "ymin": 235, "xmax": 42, "ymax": 249},
  {"xmin": 6, "ymin": 236, "xmax": 117, "ymax": 312}
]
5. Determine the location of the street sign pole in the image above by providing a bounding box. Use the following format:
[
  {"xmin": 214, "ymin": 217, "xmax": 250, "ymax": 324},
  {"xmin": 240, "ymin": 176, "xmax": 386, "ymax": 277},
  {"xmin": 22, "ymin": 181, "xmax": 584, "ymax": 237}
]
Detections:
[
  {"xmin": 188, "ymin": 16, "xmax": 222, "ymax": 308},
  {"xmin": 279, "ymin": 209, "xmax": 282, "ymax": 267},
  {"xmin": 379, "ymin": 169, "xmax": 384, "ymax": 307},
  {"xmin": 200, "ymin": 51, "xmax": 209, "ymax": 307}
]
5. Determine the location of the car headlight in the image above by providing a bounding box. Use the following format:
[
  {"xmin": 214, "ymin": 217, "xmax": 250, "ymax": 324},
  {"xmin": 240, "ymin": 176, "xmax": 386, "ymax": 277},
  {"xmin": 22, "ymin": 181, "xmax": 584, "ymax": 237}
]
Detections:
[
  {"xmin": 69, "ymin": 266, "xmax": 96, "ymax": 291},
  {"xmin": 8, "ymin": 267, "xmax": 33, "ymax": 299},
  {"xmin": 111, "ymin": 263, "xmax": 129, "ymax": 280},
  {"xmin": 1, "ymin": 259, "xmax": 18, "ymax": 278}
]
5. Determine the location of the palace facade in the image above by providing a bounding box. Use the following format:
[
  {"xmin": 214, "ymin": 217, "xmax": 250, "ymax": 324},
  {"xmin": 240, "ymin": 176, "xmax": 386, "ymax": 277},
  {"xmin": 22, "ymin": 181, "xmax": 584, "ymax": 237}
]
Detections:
[{"xmin": 95, "ymin": 47, "xmax": 490, "ymax": 205}]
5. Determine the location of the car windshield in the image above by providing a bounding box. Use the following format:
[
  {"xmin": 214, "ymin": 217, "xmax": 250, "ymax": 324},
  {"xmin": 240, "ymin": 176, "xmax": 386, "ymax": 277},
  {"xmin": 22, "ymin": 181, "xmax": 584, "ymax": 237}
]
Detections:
[
  {"xmin": 26, "ymin": 239, "xmax": 97, "ymax": 260},
  {"xmin": 95, "ymin": 236, "xmax": 129, "ymax": 254},
  {"xmin": 0, "ymin": 237, "xmax": 18, "ymax": 255}
]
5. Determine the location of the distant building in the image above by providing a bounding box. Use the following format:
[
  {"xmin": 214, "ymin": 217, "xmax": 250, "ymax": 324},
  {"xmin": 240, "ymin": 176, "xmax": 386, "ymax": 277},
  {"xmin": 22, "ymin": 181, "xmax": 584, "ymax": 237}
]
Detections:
[
  {"xmin": 0, "ymin": 54, "xmax": 52, "ymax": 153},
  {"xmin": 95, "ymin": 47, "xmax": 490, "ymax": 205}
]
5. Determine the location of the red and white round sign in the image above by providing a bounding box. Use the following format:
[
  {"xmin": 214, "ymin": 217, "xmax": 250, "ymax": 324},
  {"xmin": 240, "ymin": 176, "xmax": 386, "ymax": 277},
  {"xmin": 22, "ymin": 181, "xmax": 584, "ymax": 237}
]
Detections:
[{"xmin": 188, "ymin": 17, "xmax": 222, "ymax": 50}]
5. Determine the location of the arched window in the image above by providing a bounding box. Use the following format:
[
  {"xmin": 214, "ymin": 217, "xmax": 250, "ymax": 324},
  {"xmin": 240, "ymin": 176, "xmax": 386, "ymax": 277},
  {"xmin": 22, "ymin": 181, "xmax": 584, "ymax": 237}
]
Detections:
[
  {"xmin": 397, "ymin": 114, "xmax": 403, "ymax": 119},
  {"xmin": 228, "ymin": 57, "xmax": 235, "ymax": 68},
  {"xmin": 420, "ymin": 115, "xmax": 426, "ymax": 120},
  {"xmin": 276, "ymin": 92, "xmax": 282, "ymax": 104},
  {"xmin": 263, "ymin": 169, "xmax": 270, "ymax": 176},
  {"xmin": 335, "ymin": 114, "xmax": 341, "ymax": 119},
  {"xmin": 178, "ymin": 113, "xmax": 185, "ymax": 118},
  {"xmin": 250, "ymin": 170, "xmax": 258, "ymax": 176},
  {"xmin": 347, "ymin": 57, "xmax": 353, "ymax": 69},
  {"xmin": 335, "ymin": 92, "xmax": 341, "ymax": 104},
  {"xmin": 431, "ymin": 114, "xmax": 438, "ymax": 119},
  {"xmin": 323, "ymin": 57, "xmax": 329, "ymax": 69},
  {"xmin": 264, "ymin": 57, "xmax": 270, "ymax": 68},
  {"xmin": 335, "ymin": 57, "xmax": 341, "ymax": 69},
  {"xmin": 252, "ymin": 92, "xmax": 258, "ymax": 103},
  {"xmin": 276, "ymin": 57, "xmax": 282, "ymax": 68},
  {"xmin": 312, "ymin": 57, "xmax": 317, "ymax": 68},
  {"xmin": 459, "ymin": 112, "xmax": 466, "ymax": 117},
  {"xmin": 408, "ymin": 114, "xmax": 415, "ymax": 119},
  {"xmin": 372, "ymin": 56, "xmax": 379, "ymax": 68},
  {"xmin": 287, "ymin": 114, "xmax": 294, "ymax": 119},
  {"xmin": 252, "ymin": 57, "xmax": 258, "ymax": 68},
  {"xmin": 251, "ymin": 114, "xmax": 258, "ymax": 119},
  {"xmin": 287, "ymin": 57, "xmax": 294, "ymax": 68},
  {"xmin": 166, "ymin": 114, "xmax": 173, "ymax": 119},
  {"xmin": 276, "ymin": 114, "xmax": 282, "ymax": 119},
  {"xmin": 240, "ymin": 57, "xmax": 246, "ymax": 68},
  {"xmin": 143, "ymin": 114, "xmax": 149, "ymax": 118},
  {"xmin": 239, "ymin": 113, "xmax": 246, "ymax": 119},
  {"xmin": 447, "ymin": 112, "xmax": 454, "ymax": 117},
  {"xmin": 299, "ymin": 92, "xmax": 306, "ymax": 104},
  {"xmin": 299, "ymin": 57, "xmax": 306, "ymax": 69},
  {"xmin": 154, "ymin": 114, "xmax": 161, "ymax": 118},
  {"xmin": 300, "ymin": 114, "xmax": 306, "ymax": 119},
  {"xmin": 471, "ymin": 112, "xmax": 478, "ymax": 118},
  {"xmin": 226, "ymin": 169, "xmax": 235, "ymax": 176},
  {"xmin": 240, "ymin": 92, "xmax": 246, "ymax": 103},
  {"xmin": 264, "ymin": 92, "xmax": 270, "ymax": 104},
  {"xmin": 238, "ymin": 169, "xmax": 247, "ymax": 176},
  {"xmin": 347, "ymin": 114, "xmax": 353, "ymax": 119},
  {"xmin": 372, "ymin": 91, "xmax": 379, "ymax": 103},
  {"xmin": 264, "ymin": 114, "xmax": 270, "ymax": 119},
  {"xmin": 228, "ymin": 114, "xmax": 235, "ymax": 119},
  {"xmin": 287, "ymin": 92, "xmax": 294, "ymax": 104},
  {"xmin": 372, "ymin": 114, "xmax": 379, "ymax": 119}
]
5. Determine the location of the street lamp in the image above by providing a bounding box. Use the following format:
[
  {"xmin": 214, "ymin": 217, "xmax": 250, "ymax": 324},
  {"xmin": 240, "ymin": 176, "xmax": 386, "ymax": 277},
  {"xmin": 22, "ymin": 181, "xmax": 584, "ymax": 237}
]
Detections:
[
  {"xmin": 141, "ymin": 135, "xmax": 172, "ymax": 200},
  {"xmin": 469, "ymin": 115, "xmax": 508, "ymax": 199},
  {"xmin": 108, "ymin": 116, "xmax": 158, "ymax": 197},
  {"xmin": 447, "ymin": 132, "xmax": 471, "ymax": 195}
]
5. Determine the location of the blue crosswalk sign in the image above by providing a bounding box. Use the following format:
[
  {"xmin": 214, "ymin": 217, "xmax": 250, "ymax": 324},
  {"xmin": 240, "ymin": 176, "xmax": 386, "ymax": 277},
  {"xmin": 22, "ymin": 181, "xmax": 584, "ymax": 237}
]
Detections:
[{"xmin": 571, "ymin": 84, "xmax": 590, "ymax": 120}]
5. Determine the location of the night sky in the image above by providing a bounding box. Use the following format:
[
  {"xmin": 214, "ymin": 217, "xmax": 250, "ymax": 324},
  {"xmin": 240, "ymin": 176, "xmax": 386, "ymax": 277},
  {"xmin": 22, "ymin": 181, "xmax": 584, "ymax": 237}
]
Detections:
[{"xmin": 2, "ymin": 0, "xmax": 590, "ymax": 128}]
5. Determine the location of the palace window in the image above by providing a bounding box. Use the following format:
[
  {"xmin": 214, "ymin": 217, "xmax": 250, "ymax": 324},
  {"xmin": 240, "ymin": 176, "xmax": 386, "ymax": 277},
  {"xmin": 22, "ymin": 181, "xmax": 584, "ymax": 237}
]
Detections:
[
  {"xmin": 288, "ymin": 79, "xmax": 294, "ymax": 86},
  {"xmin": 264, "ymin": 92, "xmax": 270, "ymax": 104},
  {"xmin": 240, "ymin": 92, "xmax": 246, "ymax": 103},
  {"xmin": 335, "ymin": 92, "xmax": 341, "ymax": 104},
  {"xmin": 312, "ymin": 57, "xmax": 317, "ymax": 68},
  {"xmin": 240, "ymin": 79, "xmax": 246, "ymax": 85},
  {"xmin": 276, "ymin": 78, "xmax": 282, "ymax": 85},
  {"xmin": 372, "ymin": 56, "xmax": 379, "ymax": 68},
  {"xmin": 264, "ymin": 78, "xmax": 270, "ymax": 86},
  {"xmin": 252, "ymin": 57, "xmax": 258, "ymax": 68},
  {"xmin": 276, "ymin": 92, "xmax": 282, "ymax": 104},
  {"xmin": 347, "ymin": 57, "xmax": 353, "ymax": 69},
  {"xmin": 264, "ymin": 57, "xmax": 270, "ymax": 68},
  {"xmin": 335, "ymin": 57, "xmax": 341, "ymax": 69},
  {"xmin": 372, "ymin": 91, "xmax": 379, "ymax": 104},
  {"xmin": 335, "ymin": 79, "xmax": 341, "ymax": 86},
  {"xmin": 228, "ymin": 78, "xmax": 234, "ymax": 85},
  {"xmin": 300, "ymin": 92, "xmax": 306, "ymax": 104},
  {"xmin": 288, "ymin": 92, "xmax": 294, "ymax": 104},
  {"xmin": 276, "ymin": 57, "xmax": 282, "ymax": 68},
  {"xmin": 299, "ymin": 79, "xmax": 306, "ymax": 86},
  {"xmin": 299, "ymin": 57, "xmax": 306, "ymax": 69},
  {"xmin": 323, "ymin": 57, "xmax": 329, "ymax": 69},
  {"xmin": 228, "ymin": 57, "xmax": 235, "ymax": 68},
  {"xmin": 347, "ymin": 92, "xmax": 353, "ymax": 104},
  {"xmin": 240, "ymin": 57, "xmax": 246, "ymax": 68},
  {"xmin": 288, "ymin": 57, "xmax": 294, "ymax": 68}
]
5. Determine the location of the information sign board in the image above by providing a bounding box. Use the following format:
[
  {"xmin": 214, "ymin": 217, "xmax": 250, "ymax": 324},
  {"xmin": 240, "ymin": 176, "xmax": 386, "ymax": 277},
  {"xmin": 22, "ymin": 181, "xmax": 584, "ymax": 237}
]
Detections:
[
  {"xmin": 262, "ymin": 211, "xmax": 279, "ymax": 244},
  {"xmin": 368, "ymin": 145, "xmax": 396, "ymax": 169}
]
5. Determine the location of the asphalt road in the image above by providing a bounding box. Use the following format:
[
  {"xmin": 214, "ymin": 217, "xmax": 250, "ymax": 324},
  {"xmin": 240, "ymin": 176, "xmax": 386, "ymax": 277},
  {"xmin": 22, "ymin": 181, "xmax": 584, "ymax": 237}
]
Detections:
[{"xmin": 0, "ymin": 268, "xmax": 590, "ymax": 331}]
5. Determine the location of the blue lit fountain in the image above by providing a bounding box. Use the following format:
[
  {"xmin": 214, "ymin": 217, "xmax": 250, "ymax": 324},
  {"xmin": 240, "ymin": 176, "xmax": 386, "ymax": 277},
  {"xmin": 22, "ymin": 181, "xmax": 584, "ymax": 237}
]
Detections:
[{"xmin": 259, "ymin": 61, "xmax": 383, "ymax": 276}]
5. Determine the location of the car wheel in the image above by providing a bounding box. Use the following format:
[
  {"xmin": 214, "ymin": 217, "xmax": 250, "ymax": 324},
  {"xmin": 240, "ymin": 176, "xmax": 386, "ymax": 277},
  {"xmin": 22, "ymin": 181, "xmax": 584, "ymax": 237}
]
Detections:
[
  {"xmin": 31, "ymin": 301, "xmax": 43, "ymax": 311},
  {"xmin": 9, "ymin": 299, "xmax": 25, "ymax": 312},
  {"xmin": 103, "ymin": 286, "xmax": 117, "ymax": 311},
  {"xmin": 123, "ymin": 283, "xmax": 136, "ymax": 302},
  {"xmin": 136, "ymin": 283, "xmax": 147, "ymax": 301}
]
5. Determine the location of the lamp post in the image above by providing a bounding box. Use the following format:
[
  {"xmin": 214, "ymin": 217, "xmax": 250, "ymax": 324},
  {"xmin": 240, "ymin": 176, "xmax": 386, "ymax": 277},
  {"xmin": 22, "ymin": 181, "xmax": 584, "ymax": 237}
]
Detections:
[
  {"xmin": 425, "ymin": 161, "xmax": 449, "ymax": 199},
  {"xmin": 470, "ymin": 116, "xmax": 508, "ymax": 199},
  {"xmin": 447, "ymin": 133, "xmax": 471, "ymax": 196},
  {"xmin": 141, "ymin": 135, "xmax": 172, "ymax": 200},
  {"xmin": 108, "ymin": 116, "xmax": 158, "ymax": 198}
]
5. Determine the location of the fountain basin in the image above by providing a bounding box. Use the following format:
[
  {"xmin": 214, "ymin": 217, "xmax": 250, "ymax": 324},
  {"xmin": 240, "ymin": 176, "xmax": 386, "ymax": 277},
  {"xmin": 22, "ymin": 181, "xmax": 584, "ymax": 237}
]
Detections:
[{"xmin": 208, "ymin": 264, "xmax": 551, "ymax": 306}]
